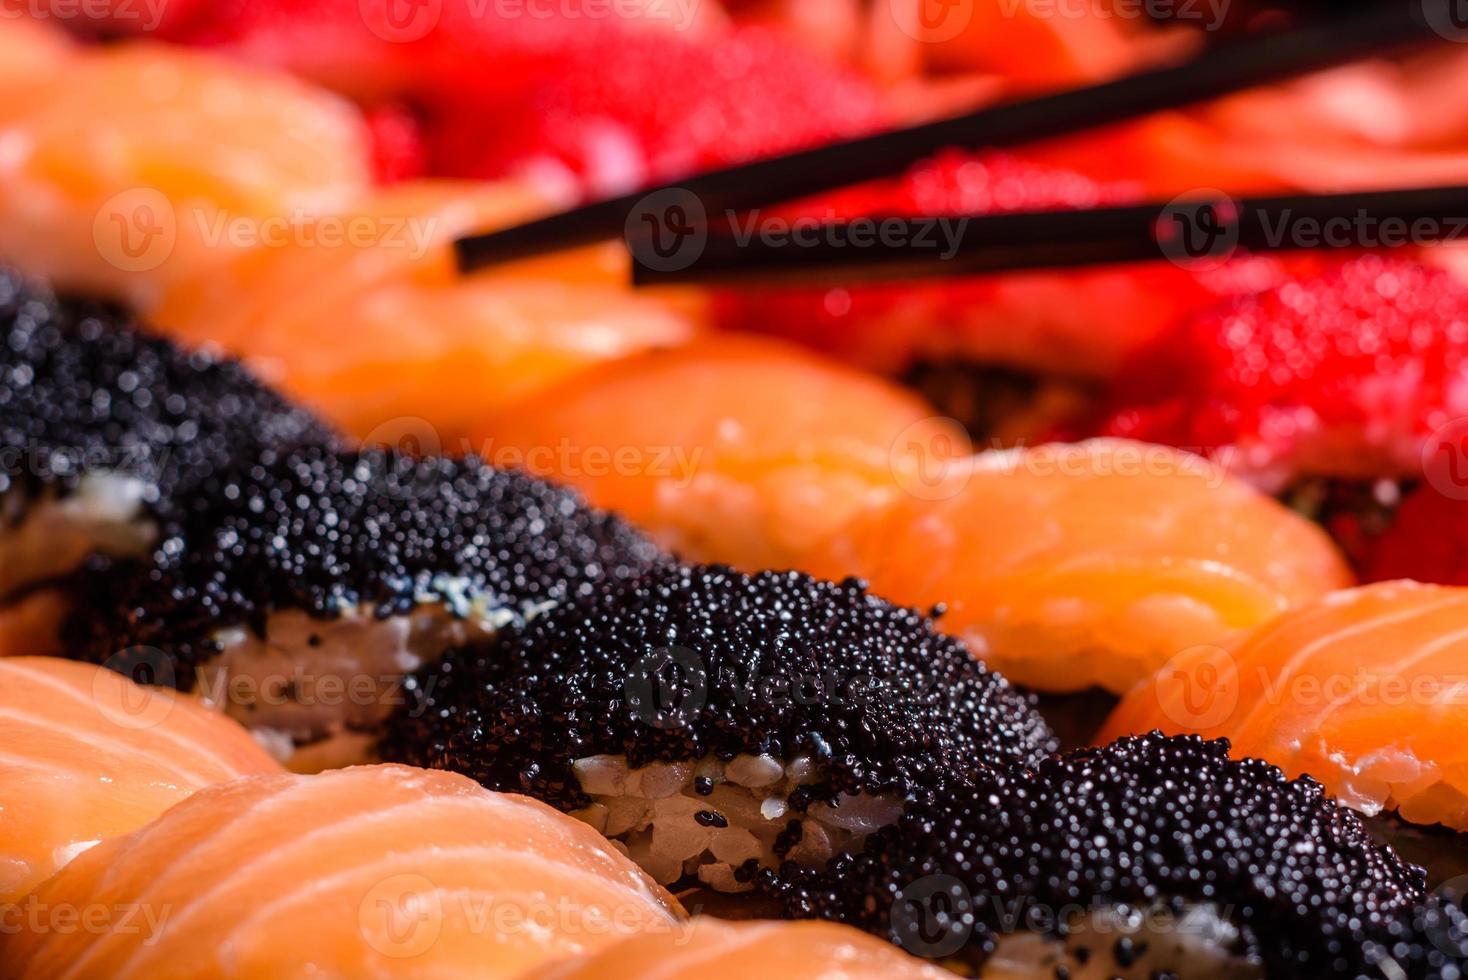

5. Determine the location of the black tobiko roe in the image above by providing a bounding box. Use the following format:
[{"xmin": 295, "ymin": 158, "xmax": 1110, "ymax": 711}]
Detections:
[
  {"xmin": 379, "ymin": 562, "xmax": 1056, "ymax": 812},
  {"xmin": 61, "ymin": 449, "xmax": 665, "ymax": 690},
  {"xmin": 0, "ymin": 267, "xmax": 334, "ymax": 525},
  {"xmin": 763, "ymin": 732, "xmax": 1431, "ymax": 978}
]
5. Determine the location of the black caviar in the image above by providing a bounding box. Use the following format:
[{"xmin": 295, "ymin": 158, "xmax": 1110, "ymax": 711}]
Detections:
[
  {"xmin": 0, "ymin": 268, "xmax": 334, "ymax": 523},
  {"xmin": 63, "ymin": 448, "xmax": 664, "ymax": 688},
  {"xmin": 379, "ymin": 562, "xmax": 1056, "ymax": 811},
  {"xmin": 763, "ymin": 733, "xmax": 1429, "ymax": 978}
]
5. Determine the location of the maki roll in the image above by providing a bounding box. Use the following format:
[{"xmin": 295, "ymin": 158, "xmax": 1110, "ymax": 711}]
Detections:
[
  {"xmin": 379, "ymin": 563, "xmax": 1056, "ymax": 892},
  {"xmin": 764, "ymin": 732, "xmax": 1427, "ymax": 978},
  {"xmin": 64, "ymin": 449, "xmax": 663, "ymax": 768},
  {"xmin": 0, "ymin": 267, "xmax": 334, "ymax": 601}
]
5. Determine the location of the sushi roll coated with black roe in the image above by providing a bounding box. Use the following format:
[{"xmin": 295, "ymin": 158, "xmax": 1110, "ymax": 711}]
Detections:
[
  {"xmin": 762, "ymin": 732, "xmax": 1429, "ymax": 979},
  {"xmin": 0, "ymin": 267, "xmax": 334, "ymax": 600},
  {"xmin": 378, "ymin": 562, "xmax": 1056, "ymax": 893},
  {"xmin": 63, "ymin": 448, "xmax": 664, "ymax": 768}
]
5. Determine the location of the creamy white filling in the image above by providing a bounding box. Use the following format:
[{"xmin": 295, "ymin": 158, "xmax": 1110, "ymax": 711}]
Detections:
[
  {"xmin": 196, "ymin": 601, "xmax": 518, "ymax": 770},
  {"xmin": 0, "ymin": 473, "xmax": 155, "ymax": 596},
  {"xmin": 983, "ymin": 903, "xmax": 1262, "ymax": 979},
  {"xmin": 569, "ymin": 753, "xmax": 902, "ymax": 893}
]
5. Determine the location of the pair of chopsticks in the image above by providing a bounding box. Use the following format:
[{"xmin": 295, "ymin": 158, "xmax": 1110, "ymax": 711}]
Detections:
[{"xmin": 456, "ymin": 0, "xmax": 1468, "ymax": 285}]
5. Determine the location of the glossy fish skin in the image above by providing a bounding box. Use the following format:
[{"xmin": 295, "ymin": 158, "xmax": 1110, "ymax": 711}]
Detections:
[
  {"xmin": 536, "ymin": 918, "xmax": 951, "ymax": 979},
  {"xmin": 0, "ymin": 765, "xmax": 684, "ymax": 980},
  {"xmin": 483, "ymin": 334, "xmax": 964, "ymax": 574},
  {"xmin": 1103, "ymin": 580, "xmax": 1468, "ymax": 832},
  {"xmin": 0, "ymin": 657, "xmax": 281, "ymax": 905},
  {"xmin": 846, "ymin": 440, "xmax": 1353, "ymax": 694}
]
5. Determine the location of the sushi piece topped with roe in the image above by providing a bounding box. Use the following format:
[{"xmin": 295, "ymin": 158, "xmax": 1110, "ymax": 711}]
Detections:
[
  {"xmin": 62, "ymin": 448, "xmax": 664, "ymax": 769},
  {"xmin": 379, "ymin": 562, "xmax": 1055, "ymax": 892},
  {"xmin": 0, "ymin": 268, "xmax": 335, "ymax": 602},
  {"xmin": 763, "ymin": 733, "xmax": 1427, "ymax": 979}
]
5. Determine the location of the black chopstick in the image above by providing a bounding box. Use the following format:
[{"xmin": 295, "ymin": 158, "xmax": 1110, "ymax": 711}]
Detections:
[
  {"xmin": 626, "ymin": 185, "xmax": 1468, "ymax": 286},
  {"xmin": 456, "ymin": 0, "xmax": 1457, "ymax": 272}
]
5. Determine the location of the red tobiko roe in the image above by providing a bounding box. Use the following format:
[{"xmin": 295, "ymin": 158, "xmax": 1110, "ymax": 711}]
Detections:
[
  {"xmin": 1363, "ymin": 482, "xmax": 1468, "ymax": 585},
  {"xmin": 713, "ymin": 152, "xmax": 1305, "ymax": 379},
  {"xmin": 163, "ymin": 0, "xmax": 706, "ymax": 101},
  {"xmin": 425, "ymin": 25, "xmax": 886, "ymax": 194},
  {"xmin": 362, "ymin": 103, "xmax": 427, "ymax": 183},
  {"xmin": 157, "ymin": 0, "xmax": 881, "ymax": 193},
  {"xmin": 1100, "ymin": 254, "xmax": 1468, "ymax": 486}
]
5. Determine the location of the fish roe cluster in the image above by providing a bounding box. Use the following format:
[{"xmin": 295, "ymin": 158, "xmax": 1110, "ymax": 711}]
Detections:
[
  {"xmin": 62, "ymin": 449, "xmax": 664, "ymax": 686},
  {"xmin": 379, "ymin": 562, "xmax": 1056, "ymax": 810},
  {"xmin": 764, "ymin": 732, "xmax": 1429, "ymax": 977},
  {"xmin": 0, "ymin": 267, "xmax": 334, "ymax": 515}
]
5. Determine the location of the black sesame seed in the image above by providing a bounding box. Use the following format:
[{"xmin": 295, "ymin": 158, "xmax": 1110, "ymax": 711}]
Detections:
[
  {"xmin": 773, "ymin": 820, "xmax": 805, "ymax": 859},
  {"xmin": 1113, "ymin": 936, "xmax": 1145, "ymax": 969},
  {"xmin": 694, "ymin": 810, "xmax": 728, "ymax": 829},
  {"xmin": 693, "ymin": 776, "xmax": 714, "ymax": 796}
]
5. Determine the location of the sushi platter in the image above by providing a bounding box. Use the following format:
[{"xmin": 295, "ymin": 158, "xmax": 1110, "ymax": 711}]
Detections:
[{"xmin": 7, "ymin": 1, "xmax": 1468, "ymax": 977}]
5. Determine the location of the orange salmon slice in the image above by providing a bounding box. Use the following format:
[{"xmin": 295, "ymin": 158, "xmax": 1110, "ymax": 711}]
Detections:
[{"xmin": 1103, "ymin": 580, "xmax": 1468, "ymax": 830}]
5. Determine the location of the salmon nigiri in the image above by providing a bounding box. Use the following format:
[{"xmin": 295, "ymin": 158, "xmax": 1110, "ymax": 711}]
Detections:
[
  {"xmin": 1, "ymin": 765, "xmax": 683, "ymax": 979},
  {"xmin": 539, "ymin": 918, "xmax": 949, "ymax": 979},
  {"xmin": 0, "ymin": 657, "xmax": 281, "ymax": 904},
  {"xmin": 483, "ymin": 334, "xmax": 965, "ymax": 573},
  {"xmin": 0, "ymin": 42, "xmax": 372, "ymax": 308},
  {"xmin": 846, "ymin": 440, "xmax": 1353, "ymax": 694},
  {"xmin": 152, "ymin": 180, "xmax": 700, "ymax": 442},
  {"xmin": 0, "ymin": 19, "xmax": 74, "ymax": 105},
  {"xmin": 1102, "ymin": 580, "xmax": 1468, "ymax": 832}
]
